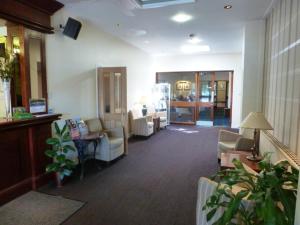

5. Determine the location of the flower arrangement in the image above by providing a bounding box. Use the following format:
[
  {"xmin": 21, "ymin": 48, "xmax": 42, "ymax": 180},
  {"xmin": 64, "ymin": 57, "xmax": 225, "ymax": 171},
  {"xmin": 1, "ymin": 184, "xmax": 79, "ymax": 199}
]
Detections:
[{"xmin": 0, "ymin": 51, "xmax": 17, "ymax": 81}]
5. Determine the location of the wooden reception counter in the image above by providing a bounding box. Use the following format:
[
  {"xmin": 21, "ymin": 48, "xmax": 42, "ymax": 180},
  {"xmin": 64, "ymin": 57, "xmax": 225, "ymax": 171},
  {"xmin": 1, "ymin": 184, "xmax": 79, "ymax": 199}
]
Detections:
[{"xmin": 0, "ymin": 114, "xmax": 61, "ymax": 205}]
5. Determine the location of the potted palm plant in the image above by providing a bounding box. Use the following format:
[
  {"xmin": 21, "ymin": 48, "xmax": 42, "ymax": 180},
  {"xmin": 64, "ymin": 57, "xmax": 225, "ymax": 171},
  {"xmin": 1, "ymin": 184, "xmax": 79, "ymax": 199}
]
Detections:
[
  {"xmin": 45, "ymin": 122, "xmax": 76, "ymax": 187},
  {"xmin": 0, "ymin": 51, "xmax": 17, "ymax": 118},
  {"xmin": 203, "ymin": 156, "xmax": 298, "ymax": 225}
]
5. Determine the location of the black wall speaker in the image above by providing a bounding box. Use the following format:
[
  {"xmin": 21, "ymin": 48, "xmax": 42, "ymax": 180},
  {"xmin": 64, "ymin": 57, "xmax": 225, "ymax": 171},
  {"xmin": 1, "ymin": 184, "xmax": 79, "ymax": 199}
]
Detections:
[{"xmin": 63, "ymin": 17, "xmax": 82, "ymax": 40}]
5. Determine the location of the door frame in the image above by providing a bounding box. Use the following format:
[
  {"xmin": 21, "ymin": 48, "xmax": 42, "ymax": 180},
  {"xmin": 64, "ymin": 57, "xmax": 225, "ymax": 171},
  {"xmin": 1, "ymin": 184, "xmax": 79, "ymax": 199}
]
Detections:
[
  {"xmin": 97, "ymin": 67, "xmax": 128, "ymax": 154},
  {"xmin": 156, "ymin": 70, "xmax": 234, "ymax": 127}
]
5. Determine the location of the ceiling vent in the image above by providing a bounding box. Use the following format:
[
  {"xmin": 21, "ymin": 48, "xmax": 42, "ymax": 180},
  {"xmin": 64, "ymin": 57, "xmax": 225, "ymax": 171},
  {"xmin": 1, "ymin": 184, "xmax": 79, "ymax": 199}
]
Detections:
[{"xmin": 134, "ymin": 0, "xmax": 196, "ymax": 9}]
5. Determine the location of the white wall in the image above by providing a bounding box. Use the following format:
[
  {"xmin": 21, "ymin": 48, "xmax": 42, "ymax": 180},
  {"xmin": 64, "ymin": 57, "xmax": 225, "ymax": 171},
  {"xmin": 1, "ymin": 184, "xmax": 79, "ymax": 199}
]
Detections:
[
  {"xmin": 154, "ymin": 53, "xmax": 243, "ymax": 128},
  {"xmin": 46, "ymin": 9, "xmax": 155, "ymax": 119},
  {"xmin": 241, "ymin": 20, "xmax": 266, "ymax": 120}
]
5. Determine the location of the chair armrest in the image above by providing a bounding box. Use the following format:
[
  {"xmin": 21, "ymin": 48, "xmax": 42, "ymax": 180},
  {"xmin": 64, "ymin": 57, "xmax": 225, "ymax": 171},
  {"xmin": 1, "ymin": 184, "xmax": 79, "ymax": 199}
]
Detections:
[
  {"xmin": 133, "ymin": 117, "xmax": 149, "ymax": 124},
  {"xmin": 156, "ymin": 111, "xmax": 167, "ymax": 118},
  {"xmin": 219, "ymin": 130, "xmax": 241, "ymax": 142},
  {"xmin": 104, "ymin": 127, "xmax": 124, "ymax": 138},
  {"xmin": 235, "ymin": 137, "xmax": 254, "ymax": 150},
  {"xmin": 145, "ymin": 115, "xmax": 153, "ymax": 122}
]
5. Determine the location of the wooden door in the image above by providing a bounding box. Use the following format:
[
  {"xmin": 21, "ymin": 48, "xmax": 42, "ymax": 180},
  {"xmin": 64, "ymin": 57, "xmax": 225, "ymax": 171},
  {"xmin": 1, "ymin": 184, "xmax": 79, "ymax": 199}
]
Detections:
[{"xmin": 97, "ymin": 67, "xmax": 128, "ymax": 154}]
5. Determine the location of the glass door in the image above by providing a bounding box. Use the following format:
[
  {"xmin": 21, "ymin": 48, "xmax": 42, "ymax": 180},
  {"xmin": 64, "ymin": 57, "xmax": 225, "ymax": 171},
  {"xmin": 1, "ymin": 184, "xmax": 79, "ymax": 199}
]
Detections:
[
  {"xmin": 157, "ymin": 72, "xmax": 196, "ymax": 124},
  {"xmin": 196, "ymin": 72, "xmax": 215, "ymax": 126}
]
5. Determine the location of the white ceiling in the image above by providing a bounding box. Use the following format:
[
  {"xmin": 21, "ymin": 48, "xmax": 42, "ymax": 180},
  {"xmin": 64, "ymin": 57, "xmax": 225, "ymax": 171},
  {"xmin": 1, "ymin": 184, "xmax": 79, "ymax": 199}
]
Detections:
[{"xmin": 58, "ymin": 0, "xmax": 273, "ymax": 56}]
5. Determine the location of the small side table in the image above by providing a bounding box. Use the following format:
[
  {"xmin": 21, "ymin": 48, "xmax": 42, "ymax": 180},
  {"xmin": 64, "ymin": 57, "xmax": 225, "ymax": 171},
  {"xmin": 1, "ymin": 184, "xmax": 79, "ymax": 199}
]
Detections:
[
  {"xmin": 221, "ymin": 151, "xmax": 260, "ymax": 172},
  {"xmin": 73, "ymin": 132, "xmax": 103, "ymax": 180},
  {"xmin": 152, "ymin": 117, "xmax": 160, "ymax": 133}
]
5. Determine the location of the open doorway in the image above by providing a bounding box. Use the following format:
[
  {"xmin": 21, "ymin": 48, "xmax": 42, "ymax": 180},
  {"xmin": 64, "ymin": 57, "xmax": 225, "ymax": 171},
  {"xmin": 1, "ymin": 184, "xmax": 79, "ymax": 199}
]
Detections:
[{"xmin": 156, "ymin": 70, "xmax": 233, "ymax": 127}]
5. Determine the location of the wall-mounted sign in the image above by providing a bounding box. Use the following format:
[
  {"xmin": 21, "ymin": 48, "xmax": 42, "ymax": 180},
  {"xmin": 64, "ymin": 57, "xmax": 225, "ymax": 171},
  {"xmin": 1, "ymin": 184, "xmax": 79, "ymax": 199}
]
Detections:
[
  {"xmin": 29, "ymin": 98, "xmax": 46, "ymax": 113},
  {"xmin": 176, "ymin": 80, "xmax": 191, "ymax": 90}
]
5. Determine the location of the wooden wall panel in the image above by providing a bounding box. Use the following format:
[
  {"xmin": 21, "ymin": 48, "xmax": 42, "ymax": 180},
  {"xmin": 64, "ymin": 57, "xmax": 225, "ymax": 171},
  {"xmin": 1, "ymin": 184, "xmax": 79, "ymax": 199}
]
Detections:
[
  {"xmin": 0, "ymin": 0, "xmax": 63, "ymax": 33},
  {"xmin": 0, "ymin": 114, "xmax": 60, "ymax": 205},
  {"xmin": 0, "ymin": 128, "xmax": 31, "ymax": 190},
  {"xmin": 263, "ymin": 0, "xmax": 300, "ymax": 157}
]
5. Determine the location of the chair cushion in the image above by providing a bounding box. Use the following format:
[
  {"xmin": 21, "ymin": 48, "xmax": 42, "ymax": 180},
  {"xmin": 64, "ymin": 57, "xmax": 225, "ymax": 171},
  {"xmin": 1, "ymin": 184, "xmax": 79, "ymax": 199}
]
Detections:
[
  {"xmin": 109, "ymin": 137, "xmax": 123, "ymax": 149},
  {"xmin": 86, "ymin": 118, "xmax": 103, "ymax": 133},
  {"xmin": 160, "ymin": 117, "xmax": 167, "ymax": 122},
  {"xmin": 218, "ymin": 141, "xmax": 235, "ymax": 151},
  {"xmin": 147, "ymin": 122, "xmax": 154, "ymax": 128}
]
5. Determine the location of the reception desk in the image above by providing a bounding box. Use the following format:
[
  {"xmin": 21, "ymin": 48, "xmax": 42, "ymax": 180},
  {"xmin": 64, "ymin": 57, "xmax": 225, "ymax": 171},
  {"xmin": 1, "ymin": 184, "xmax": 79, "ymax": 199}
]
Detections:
[{"xmin": 0, "ymin": 114, "xmax": 60, "ymax": 205}]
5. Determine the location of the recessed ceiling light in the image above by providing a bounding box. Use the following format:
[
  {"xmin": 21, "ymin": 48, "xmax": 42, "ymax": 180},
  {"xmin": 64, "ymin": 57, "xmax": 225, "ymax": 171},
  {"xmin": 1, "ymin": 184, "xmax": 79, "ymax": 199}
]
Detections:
[
  {"xmin": 188, "ymin": 34, "xmax": 202, "ymax": 44},
  {"xmin": 224, "ymin": 5, "xmax": 232, "ymax": 9},
  {"xmin": 180, "ymin": 44, "xmax": 210, "ymax": 54},
  {"xmin": 188, "ymin": 37, "xmax": 202, "ymax": 44},
  {"xmin": 127, "ymin": 29, "xmax": 147, "ymax": 37},
  {"xmin": 171, "ymin": 13, "xmax": 192, "ymax": 23}
]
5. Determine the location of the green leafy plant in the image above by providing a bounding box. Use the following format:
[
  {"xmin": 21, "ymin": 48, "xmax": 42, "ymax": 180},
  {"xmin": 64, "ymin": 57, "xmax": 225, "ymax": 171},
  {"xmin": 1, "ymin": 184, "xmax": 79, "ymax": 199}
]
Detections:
[
  {"xmin": 203, "ymin": 155, "xmax": 298, "ymax": 225},
  {"xmin": 45, "ymin": 122, "xmax": 76, "ymax": 180},
  {"xmin": 0, "ymin": 51, "xmax": 17, "ymax": 81}
]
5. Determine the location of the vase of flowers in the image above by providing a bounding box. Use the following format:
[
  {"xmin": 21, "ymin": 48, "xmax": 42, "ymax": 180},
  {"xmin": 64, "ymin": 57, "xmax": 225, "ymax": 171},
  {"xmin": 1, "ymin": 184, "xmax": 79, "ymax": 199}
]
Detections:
[{"xmin": 0, "ymin": 51, "xmax": 17, "ymax": 118}]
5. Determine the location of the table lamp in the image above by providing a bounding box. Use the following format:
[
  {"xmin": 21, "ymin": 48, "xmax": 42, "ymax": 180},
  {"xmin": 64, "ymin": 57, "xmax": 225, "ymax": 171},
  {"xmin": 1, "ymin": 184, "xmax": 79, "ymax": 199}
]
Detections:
[
  {"xmin": 240, "ymin": 112, "xmax": 273, "ymax": 161},
  {"xmin": 140, "ymin": 96, "xmax": 148, "ymax": 116}
]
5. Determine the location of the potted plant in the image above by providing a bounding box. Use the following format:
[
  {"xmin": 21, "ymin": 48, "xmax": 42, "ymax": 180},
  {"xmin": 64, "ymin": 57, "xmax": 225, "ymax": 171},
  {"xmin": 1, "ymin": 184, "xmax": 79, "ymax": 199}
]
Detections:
[
  {"xmin": 0, "ymin": 51, "xmax": 17, "ymax": 118},
  {"xmin": 45, "ymin": 122, "xmax": 76, "ymax": 187},
  {"xmin": 203, "ymin": 156, "xmax": 299, "ymax": 225}
]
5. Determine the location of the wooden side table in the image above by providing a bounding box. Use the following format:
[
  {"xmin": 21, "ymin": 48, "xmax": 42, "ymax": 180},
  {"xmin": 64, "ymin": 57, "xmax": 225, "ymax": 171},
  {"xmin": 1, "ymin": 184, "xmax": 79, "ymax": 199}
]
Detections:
[
  {"xmin": 221, "ymin": 151, "xmax": 260, "ymax": 172},
  {"xmin": 152, "ymin": 117, "xmax": 160, "ymax": 133},
  {"xmin": 73, "ymin": 132, "xmax": 104, "ymax": 180}
]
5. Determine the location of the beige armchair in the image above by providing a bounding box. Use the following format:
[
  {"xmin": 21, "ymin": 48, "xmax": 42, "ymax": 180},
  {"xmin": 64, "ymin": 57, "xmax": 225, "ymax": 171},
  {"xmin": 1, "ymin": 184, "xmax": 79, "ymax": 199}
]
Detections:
[
  {"xmin": 196, "ymin": 177, "xmax": 253, "ymax": 225},
  {"xmin": 156, "ymin": 111, "xmax": 168, "ymax": 128},
  {"xmin": 85, "ymin": 118, "xmax": 124, "ymax": 162},
  {"xmin": 128, "ymin": 109, "xmax": 154, "ymax": 137},
  {"xmin": 217, "ymin": 129, "xmax": 254, "ymax": 159},
  {"xmin": 147, "ymin": 104, "xmax": 168, "ymax": 129}
]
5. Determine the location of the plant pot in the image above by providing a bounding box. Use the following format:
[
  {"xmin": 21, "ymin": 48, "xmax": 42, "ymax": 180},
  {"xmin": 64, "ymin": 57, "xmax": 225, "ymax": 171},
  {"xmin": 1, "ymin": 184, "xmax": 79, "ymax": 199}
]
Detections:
[
  {"xmin": 2, "ymin": 78, "xmax": 12, "ymax": 118},
  {"xmin": 55, "ymin": 172, "xmax": 63, "ymax": 188}
]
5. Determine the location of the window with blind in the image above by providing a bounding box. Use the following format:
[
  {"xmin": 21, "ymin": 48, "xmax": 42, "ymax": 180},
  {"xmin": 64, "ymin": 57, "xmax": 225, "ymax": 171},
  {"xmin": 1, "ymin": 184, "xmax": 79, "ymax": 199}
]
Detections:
[{"xmin": 263, "ymin": 0, "xmax": 300, "ymax": 157}]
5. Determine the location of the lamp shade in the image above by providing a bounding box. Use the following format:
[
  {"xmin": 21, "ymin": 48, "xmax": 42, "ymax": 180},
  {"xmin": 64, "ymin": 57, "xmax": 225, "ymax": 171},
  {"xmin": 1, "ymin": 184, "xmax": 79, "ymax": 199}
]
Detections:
[
  {"xmin": 240, "ymin": 112, "xmax": 273, "ymax": 130},
  {"xmin": 139, "ymin": 96, "xmax": 148, "ymax": 105}
]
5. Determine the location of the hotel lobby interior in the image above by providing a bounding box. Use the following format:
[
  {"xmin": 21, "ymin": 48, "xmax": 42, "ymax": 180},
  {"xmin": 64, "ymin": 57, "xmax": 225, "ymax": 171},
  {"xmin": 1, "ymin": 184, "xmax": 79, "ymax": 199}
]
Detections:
[{"xmin": 0, "ymin": 0, "xmax": 300, "ymax": 225}]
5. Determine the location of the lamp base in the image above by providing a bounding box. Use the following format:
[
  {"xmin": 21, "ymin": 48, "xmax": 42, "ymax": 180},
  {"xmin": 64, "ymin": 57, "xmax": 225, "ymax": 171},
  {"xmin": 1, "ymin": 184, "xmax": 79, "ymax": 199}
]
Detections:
[{"xmin": 246, "ymin": 155, "xmax": 263, "ymax": 162}]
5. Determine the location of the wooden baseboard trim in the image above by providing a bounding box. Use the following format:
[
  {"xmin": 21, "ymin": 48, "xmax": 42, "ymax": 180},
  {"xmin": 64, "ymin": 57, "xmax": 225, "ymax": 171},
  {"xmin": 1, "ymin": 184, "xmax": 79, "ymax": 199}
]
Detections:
[{"xmin": 0, "ymin": 178, "xmax": 32, "ymax": 205}]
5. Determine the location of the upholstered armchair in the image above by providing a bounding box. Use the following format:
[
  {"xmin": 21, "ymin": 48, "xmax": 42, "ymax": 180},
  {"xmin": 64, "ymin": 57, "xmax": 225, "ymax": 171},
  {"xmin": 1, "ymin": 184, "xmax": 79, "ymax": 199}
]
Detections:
[
  {"xmin": 128, "ymin": 109, "xmax": 154, "ymax": 137},
  {"xmin": 217, "ymin": 129, "xmax": 254, "ymax": 159},
  {"xmin": 156, "ymin": 111, "xmax": 168, "ymax": 128},
  {"xmin": 85, "ymin": 118, "xmax": 124, "ymax": 162},
  {"xmin": 146, "ymin": 104, "xmax": 168, "ymax": 129},
  {"xmin": 196, "ymin": 177, "xmax": 252, "ymax": 225}
]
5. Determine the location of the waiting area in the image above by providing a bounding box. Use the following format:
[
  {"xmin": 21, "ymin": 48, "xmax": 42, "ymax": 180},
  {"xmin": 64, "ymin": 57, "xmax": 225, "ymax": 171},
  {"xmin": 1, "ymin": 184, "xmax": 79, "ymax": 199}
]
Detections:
[{"xmin": 0, "ymin": 0, "xmax": 300, "ymax": 225}]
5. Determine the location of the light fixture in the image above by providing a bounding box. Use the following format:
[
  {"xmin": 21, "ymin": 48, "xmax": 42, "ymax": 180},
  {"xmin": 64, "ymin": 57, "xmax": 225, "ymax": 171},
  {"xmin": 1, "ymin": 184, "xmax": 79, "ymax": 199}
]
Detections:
[
  {"xmin": 127, "ymin": 29, "xmax": 147, "ymax": 37},
  {"xmin": 144, "ymin": 40, "xmax": 150, "ymax": 44},
  {"xmin": 180, "ymin": 44, "xmax": 210, "ymax": 54},
  {"xmin": 0, "ymin": 26, "xmax": 7, "ymax": 36},
  {"xmin": 224, "ymin": 5, "xmax": 232, "ymax": 9},
  {"xmin": 171, "ymin": 13, "xmax": 192, "ymax": 23},
  {"xmin": 188, "ymin": 34, "xmax": 202, "ymax": 44},
  {"xmin": 136, "ymin": 0, "xmax": 196, "ymax": 9}
]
